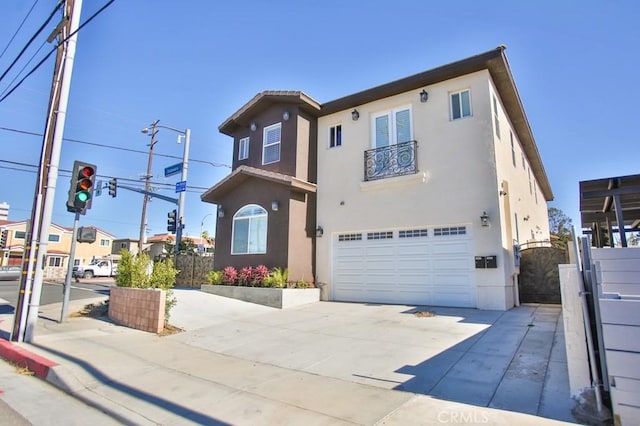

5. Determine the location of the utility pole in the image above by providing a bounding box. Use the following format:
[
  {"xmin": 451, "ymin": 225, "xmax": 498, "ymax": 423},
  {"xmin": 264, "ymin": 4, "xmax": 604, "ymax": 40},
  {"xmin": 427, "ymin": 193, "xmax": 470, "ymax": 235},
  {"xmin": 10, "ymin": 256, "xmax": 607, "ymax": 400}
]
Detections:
[
  {"xmin": 138, "ymin": 120, "xmax": 158, "ymax": 253},
  {"xmin": 13, "ymin": 0, "xmax": 83, "ymax": 342}
]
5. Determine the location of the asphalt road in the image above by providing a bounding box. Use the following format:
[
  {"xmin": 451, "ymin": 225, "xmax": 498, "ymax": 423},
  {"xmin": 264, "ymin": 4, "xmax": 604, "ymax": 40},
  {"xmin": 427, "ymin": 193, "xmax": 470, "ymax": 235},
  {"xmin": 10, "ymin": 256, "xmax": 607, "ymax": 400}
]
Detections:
[{"xmin": 0, "ymin": 278, "xmax": 113, "ymax": 312}]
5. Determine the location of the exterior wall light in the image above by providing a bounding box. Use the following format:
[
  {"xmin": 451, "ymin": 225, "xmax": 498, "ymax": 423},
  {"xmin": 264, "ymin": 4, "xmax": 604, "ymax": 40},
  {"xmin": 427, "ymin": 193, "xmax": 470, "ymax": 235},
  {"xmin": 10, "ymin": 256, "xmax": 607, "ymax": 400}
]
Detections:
[
  {"xmin": 351, "ymin": 109, "xmax": 359, "ymax": 121},
  {"xmin": 420, "ymin": 89, "xmax": 429, "ymax": 103},
  {"xmin": 282, "ymin": 111, "xmax": 290, "ymax": 121},
  {"xmin": 316, "ymin": 226, "xmax": 324, "ymax": 237},
  {"xmin": 480, "ymin": 211, "xmax": 490, "ymax": 227},
  {"xmin": 217, "ymin": 207, "xmax": 225, "ymax": 218},
  {"xmin": 271, "ymin": 200, "xmax": 279, "ymax": 211},
  {"xmin": 250, "ymin": 122, "xmax": 257, "ymax": 132}
]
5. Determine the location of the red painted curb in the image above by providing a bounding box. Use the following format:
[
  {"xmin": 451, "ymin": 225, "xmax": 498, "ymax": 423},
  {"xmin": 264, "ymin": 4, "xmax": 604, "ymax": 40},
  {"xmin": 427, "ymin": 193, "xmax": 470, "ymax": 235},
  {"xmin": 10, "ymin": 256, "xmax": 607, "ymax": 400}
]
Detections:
[{"xmin": 0, "ymin": 339, "xmax": 58, "ymax": 379}]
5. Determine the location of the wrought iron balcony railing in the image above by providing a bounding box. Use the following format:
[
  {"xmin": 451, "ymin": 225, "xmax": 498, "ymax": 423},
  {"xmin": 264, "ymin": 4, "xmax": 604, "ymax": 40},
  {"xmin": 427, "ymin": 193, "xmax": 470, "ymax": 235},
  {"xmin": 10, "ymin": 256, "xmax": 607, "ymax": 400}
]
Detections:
[{"xmin": 364, "ymin": 140, "xmax": 418, "ymax": 181}]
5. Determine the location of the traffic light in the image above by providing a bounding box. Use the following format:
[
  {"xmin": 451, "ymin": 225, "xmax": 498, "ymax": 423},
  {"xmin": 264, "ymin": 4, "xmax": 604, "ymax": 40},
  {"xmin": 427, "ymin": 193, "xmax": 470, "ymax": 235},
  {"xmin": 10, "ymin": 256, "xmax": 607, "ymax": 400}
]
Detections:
[
  {"xmin": 66, "ymin": 161, "xmax": 97, "ymax": 215},
  {"xmin": 108, "ymin": 178, "xmax": 117, "ymax": 197},
  {"xmin": 167, "ymin": 209, "xmax": 177, "ymax": 234},
  {"xmin": 0, "ymin": 229, "xmax": 7, "ymax": 249}
]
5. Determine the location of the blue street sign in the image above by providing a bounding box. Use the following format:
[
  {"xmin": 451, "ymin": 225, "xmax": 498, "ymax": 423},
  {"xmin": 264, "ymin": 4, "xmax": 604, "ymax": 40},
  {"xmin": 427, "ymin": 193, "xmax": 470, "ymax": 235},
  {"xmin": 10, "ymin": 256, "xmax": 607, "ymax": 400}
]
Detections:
[
  {"xmin": 175, "ymin": 181, "xmax": 187, "ymax": 193},
  {"xmin": 164, "ymin": 162, "xmax": 182, "ymax": 177},
  {"xmin": 95, "ymin": 180, "xmax": 103, "ymax": 197}
]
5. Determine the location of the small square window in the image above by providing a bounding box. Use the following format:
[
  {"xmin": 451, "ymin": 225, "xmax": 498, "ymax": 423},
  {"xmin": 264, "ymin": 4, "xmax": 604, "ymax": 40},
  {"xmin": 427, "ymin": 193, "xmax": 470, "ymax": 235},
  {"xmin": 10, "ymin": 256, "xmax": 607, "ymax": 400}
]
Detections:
[
  {"xmin": 329, "ymin": 124, "xmax": 342, "ymax": 148},
  {"xmin": 451, "ymin": 89, "xmax": 471, "ymax": 120}
]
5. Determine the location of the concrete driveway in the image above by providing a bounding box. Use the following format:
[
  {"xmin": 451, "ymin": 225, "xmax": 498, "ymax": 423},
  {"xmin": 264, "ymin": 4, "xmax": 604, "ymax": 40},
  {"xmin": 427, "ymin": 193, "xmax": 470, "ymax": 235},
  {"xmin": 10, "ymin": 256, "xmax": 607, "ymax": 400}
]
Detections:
[{"xmin": 169, "ymin": 289, "xmax": 575, "ymax": 423}]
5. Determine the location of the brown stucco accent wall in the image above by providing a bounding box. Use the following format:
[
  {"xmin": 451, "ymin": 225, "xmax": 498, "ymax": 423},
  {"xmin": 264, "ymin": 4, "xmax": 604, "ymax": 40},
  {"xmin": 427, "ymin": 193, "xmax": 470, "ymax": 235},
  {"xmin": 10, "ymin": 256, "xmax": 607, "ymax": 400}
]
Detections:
[
  {"xmin": 213, "ymin": 179, "xmax": 291, "ymax": 271},
  {"xmin": 287, "ymin": 191, "xmax": 316, "ymax": 282}
]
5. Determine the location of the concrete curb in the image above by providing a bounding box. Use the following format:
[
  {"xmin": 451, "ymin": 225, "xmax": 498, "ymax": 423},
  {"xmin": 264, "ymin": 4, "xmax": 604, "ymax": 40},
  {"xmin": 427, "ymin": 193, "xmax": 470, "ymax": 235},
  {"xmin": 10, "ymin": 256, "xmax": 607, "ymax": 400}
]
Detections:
[{"xmin": 0, "ymin": 338, "xmax": 58, "ymax": 379}]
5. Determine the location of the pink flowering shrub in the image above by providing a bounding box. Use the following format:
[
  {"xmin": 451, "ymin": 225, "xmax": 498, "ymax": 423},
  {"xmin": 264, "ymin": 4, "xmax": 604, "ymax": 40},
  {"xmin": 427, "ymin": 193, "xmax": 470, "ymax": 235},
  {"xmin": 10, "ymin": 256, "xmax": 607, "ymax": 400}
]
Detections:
[
  {"xmin": 253, "ymin": 265, "xmax": 269, "ymax": 286},
  {"xmin": 222, "ymin": 266, "xmax": 238, "ymax": 285},
  {"xmin": 239, "ymin": 266, "xmax": 254, "ymax": 285}
]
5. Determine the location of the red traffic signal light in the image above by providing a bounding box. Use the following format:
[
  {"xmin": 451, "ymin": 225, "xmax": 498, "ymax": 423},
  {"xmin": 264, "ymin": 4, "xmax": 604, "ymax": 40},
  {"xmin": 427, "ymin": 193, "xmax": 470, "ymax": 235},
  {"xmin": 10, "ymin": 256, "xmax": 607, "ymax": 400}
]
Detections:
[{"xmin": 67, "ymin": 161, "xmax": 97, "ymax": 215}]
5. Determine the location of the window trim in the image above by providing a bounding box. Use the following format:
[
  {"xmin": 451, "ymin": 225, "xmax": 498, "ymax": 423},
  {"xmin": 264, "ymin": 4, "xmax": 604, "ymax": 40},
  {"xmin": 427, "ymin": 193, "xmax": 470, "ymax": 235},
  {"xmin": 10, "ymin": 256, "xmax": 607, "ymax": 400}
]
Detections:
[
  {"xmin": 262, "ymin": 123, "xmax": 281, "ymax": 165},
  {"xmin": 370, "ymin": 105, "xmax": 413, "ymax": 149},
  {"xmin": 48, "ymin": 234, "xmax": 60, "ymax": 242},
  {"xmin": 238, "ymin": 136, "xmax": 250, "ymax": 160},
  {"xmin": 231, "ymin": 204, "xmax": 268, "ymax": 255},
  {"xmin": 450, "ymin": 89, "xmax": 472, "ymax": 120},
  {"xmin": 328, "ymin": 124, "xmax": 342, "ymax": 148}
]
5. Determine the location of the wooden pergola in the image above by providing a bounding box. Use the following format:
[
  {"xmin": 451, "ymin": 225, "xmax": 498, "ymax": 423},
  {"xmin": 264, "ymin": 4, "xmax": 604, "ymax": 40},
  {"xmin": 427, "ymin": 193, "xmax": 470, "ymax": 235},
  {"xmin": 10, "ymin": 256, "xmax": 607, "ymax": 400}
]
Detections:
[{"xmin": 580, "ymin": 174, "xmax": 640, "ymax": 247}]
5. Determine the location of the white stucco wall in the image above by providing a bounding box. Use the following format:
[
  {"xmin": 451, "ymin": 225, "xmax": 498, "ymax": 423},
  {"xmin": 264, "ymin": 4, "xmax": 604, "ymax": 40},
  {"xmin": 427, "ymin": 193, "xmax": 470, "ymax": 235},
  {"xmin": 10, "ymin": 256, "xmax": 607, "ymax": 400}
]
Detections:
[{"xmin": 316, "ymin": 70, "xmax": 549, "ymax": 310}]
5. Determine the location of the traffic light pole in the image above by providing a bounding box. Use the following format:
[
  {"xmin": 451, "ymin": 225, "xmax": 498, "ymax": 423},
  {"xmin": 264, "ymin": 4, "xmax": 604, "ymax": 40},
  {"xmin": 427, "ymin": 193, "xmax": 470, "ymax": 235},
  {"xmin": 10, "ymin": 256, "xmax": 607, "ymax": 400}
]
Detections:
[
  {"xmin": 13, "ymin": 0, "xmax": 83, "ymax": 342},
  {"xmin": 60, "ymin": 212, "xmax": 80, "ymax": 322}
]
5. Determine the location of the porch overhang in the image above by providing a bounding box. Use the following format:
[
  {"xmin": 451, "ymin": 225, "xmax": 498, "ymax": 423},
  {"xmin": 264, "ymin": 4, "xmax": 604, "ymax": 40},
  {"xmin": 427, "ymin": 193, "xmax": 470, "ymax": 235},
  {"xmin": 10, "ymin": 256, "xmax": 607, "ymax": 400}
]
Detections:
[{"xmin": 201, "ymin": 165, "xmax": 317, "ymax": 204}]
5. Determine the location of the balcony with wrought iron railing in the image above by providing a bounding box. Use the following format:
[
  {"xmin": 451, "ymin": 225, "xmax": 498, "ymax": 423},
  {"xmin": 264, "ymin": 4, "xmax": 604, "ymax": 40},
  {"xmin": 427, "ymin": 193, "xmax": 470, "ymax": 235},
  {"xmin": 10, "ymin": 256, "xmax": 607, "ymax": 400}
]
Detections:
[{"xmin": 364, "ymin": 140, "xmax": 418, "ymax": 181}]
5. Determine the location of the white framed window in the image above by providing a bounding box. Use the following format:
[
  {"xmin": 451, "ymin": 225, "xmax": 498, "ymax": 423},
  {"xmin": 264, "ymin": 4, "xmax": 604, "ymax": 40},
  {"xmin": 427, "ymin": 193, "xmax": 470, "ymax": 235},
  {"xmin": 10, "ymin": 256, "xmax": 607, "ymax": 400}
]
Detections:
[
  {"xmin": 14, "ymin": 231, "xmax": 26, "ymax": 239},
  {"xmin": 371, "ymin": 105, "xmax": 412, "ymax": 148},
  {"xmin": 493, "ymin": 95, "xmax": 501, "ymax": 139},
  {"xmin": 510, "ymin": 131, "xmax": 516, "ymax": 167},
  {"xmin": 48, "ymin": 256, "xmax": 63, "ymax": 267},
  {"xmin": 329, "ymin": 124, "xmax": 342, "ymax": 148},
  {"xmin": 100, "ymin": 239, "xmax": 110, "ymax": 247},
  {"xmin": 238, "ymin": 137, "xmax": 249, "ymax": 160},
  {"xmin": 232, "ymin": 204, "xmax": 267, "ymax": 254},
  {"xmin": 450, "ymin": 89, "xmax": 471, "ymax": 120},
  {"xmin": 48, "ymin": 234, "xmax": 60, "ymax": 242},
  {"xmin": 262, "ymin": 123, "xmax": 281, "ymax": 165}
]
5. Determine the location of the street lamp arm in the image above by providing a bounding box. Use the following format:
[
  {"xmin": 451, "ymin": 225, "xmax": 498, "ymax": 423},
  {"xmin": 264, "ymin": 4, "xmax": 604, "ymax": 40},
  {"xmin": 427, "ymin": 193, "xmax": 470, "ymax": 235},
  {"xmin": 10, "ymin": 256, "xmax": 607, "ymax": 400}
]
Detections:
[{"xmin": 155, "ymin": 124, "xmax": 186, "ymax": 134}]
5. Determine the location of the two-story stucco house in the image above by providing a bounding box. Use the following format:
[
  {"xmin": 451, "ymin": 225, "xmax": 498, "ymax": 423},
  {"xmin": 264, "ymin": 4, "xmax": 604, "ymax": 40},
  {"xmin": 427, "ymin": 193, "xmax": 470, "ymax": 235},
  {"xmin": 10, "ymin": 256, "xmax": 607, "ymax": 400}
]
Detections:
[{"xmin": 203, "ymin": 46, "xmax": 553, "ymax": 310}]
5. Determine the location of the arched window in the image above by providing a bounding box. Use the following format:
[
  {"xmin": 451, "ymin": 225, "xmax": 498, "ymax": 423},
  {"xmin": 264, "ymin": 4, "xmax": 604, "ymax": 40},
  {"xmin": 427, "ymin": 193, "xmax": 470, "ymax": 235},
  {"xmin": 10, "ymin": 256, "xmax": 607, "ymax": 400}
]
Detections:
[{"xmin": 232, "ymin": 204, "xmax": 267, "ymax": 254}]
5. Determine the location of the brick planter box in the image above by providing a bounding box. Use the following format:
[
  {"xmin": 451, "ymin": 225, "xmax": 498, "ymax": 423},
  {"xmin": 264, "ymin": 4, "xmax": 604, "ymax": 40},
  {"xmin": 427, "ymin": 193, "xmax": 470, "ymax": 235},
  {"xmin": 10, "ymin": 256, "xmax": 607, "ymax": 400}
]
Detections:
[
  {"xmin": 201, "ymin": 285, "xmax": 319, "ymax": 309},
  {"xmin": 109, "ymin": 287, "xmax": 166, "ymax": 333}
]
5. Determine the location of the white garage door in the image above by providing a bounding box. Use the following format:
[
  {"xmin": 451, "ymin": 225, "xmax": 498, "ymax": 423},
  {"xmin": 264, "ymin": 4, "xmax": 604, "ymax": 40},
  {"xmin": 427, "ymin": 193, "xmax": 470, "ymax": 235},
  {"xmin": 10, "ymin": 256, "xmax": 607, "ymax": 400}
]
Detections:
[{"xmin": 332, "ymin": 226, "xmax": 475, "ymax": 307}]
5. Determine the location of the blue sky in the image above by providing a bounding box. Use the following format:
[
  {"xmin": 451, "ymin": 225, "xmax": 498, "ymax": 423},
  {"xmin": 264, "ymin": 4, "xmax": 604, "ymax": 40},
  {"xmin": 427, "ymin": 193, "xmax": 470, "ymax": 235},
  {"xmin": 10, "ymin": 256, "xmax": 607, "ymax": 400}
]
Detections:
[{"xmin": 0, "ymin": 0, "xmax": 638, "ymax": 240}]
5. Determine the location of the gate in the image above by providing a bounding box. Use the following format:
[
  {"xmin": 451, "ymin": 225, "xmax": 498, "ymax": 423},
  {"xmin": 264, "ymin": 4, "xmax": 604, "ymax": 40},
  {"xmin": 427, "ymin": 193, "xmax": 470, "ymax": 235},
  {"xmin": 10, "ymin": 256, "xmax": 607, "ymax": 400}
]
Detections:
[{"xmin": 518, "ymin": 246, "xmax": 568, "ymax": 304}]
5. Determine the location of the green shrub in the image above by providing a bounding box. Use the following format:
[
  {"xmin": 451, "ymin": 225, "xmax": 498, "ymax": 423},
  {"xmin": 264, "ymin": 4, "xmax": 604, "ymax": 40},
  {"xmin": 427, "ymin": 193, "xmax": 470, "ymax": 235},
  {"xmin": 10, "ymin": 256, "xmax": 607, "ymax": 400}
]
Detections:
[
  {"xmin": 115, "ymin": 250, "xmax": 150, "ymax": 288},
  {"xmin": 207, "ymin": 270, "xmax": 224, "ymax": 285},
  {"xmin": 264, "ymin": 267, "xmax": 288, "ymax": 288},
  {"xmin": 114, "ymin": 250, "xmax": 179, "ymax": 324}
]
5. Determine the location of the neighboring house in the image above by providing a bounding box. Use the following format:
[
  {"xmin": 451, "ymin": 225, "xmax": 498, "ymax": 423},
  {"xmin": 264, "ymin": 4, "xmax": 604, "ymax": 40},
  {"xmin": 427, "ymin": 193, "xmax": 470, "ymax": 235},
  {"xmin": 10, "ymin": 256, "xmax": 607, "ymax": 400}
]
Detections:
[
  {"xmin": 111, "ymin": 238, "xmax": 142, "ymax": 256},
  {"xmin": 0, "ymin": 220, "xmax": 116, "ymax": 279},
  {"xmin": 146, "ymin": 233, "xmax": 214, "ymax": 259},
  {"xmin": 203, "ymin": 46, "xmax": 553, "ymax": 310}
]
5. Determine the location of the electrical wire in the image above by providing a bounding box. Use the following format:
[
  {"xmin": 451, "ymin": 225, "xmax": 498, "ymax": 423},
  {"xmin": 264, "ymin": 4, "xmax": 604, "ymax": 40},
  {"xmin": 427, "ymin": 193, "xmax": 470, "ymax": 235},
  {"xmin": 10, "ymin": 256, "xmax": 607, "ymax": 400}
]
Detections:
[
  {"xmin": 0, "ymin": 126, "xmax": 231, "ymax": 168},
  {"xmin": 0, "ymin": 0, "xmax": 40, "ymax": 60},
  {"xmin": 0, "ymin": 159, "xmax": 209, "ymax": 191},
  {"xmin": 0, "ymin": 0, "xmax": 117, "ymax": 104},
  {"xmin": 0, "ymin": 42, "xmax": 47, "ymax": 99},
  {"xmin": 0, "ymin": 0, "xmax": 62, "ymax": 85}
]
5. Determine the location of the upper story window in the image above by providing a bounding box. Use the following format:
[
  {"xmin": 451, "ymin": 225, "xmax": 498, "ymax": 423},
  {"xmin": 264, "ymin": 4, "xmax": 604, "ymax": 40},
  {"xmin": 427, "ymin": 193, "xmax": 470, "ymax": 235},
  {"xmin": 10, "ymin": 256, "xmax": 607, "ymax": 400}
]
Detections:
[
  {"xmin": 100, "ymin": 239, "xmax": 110, "ymax": 247},
  {"xmin": 262, "ymin": 123, "xmax": 281, "ymax": 165},
  {"xmin": 372, "ymin": 105, "xmax": 412, "ymax": 148},
  {"xmin": 14, "ymin": 230, "xmax": 25, "ymax": 239},
  {"xmin": 232, "ymin": 204, "xmax": 267, "ymax": 255},
  {"xmin": 48, "ymin": 234, "xmax": 60, "ymax": 242},
  {"xmin": 329, "ymin": 124, "xmax": 342, "ymax": 148},
  {"xmin": 493, "ymin": 95, "xmax": 501, "ymax": 139},
  {"xmin": 510, "ymin": 131, "xmax": 516, "ymax": 167},
  {"xmin": 450, "ymin": 89, "xmax": 471, "ymax": 120},
  {"xmin": 238, "ymin": 137, "xmax": 249, "ymax": 160}
]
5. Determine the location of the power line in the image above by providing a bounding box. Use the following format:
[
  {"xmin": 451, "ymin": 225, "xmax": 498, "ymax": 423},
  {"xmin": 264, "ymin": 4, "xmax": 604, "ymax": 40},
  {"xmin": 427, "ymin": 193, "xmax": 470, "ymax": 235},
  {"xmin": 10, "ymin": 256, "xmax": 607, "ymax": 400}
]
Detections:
[
  {"xmin": 0, "ymin": 126, "xmax": 231, "ymax": 168},
  {"xmin": 0, "ymin": 0, "xmax": 62, "ymax": 85},
  {"xmin": 0, "ymin": 159, "xmax": 210, "ymax": 191},
  {"xmin": 0, "ymin": 0, "xmax": 41, "ymax": 60},
  {"xmin": 0, "ymin": 0, "xmax": 117, "ymax": 104}
]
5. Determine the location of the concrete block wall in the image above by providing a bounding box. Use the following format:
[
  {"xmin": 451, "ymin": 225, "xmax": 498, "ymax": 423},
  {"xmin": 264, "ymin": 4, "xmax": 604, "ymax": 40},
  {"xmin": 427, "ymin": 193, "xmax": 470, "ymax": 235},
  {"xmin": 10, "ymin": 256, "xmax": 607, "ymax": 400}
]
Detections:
[{"xmin": 109, "ymin": 287, "xmax": 166, "ymax": 334}]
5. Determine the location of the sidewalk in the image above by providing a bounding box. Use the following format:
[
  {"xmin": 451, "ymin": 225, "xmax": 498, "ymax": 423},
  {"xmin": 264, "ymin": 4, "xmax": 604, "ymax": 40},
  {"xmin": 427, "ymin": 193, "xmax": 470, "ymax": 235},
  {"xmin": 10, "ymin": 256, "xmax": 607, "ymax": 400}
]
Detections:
[{"xmin": 0, "ymin": 290, "xmax": 577, "ymax": 425}]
